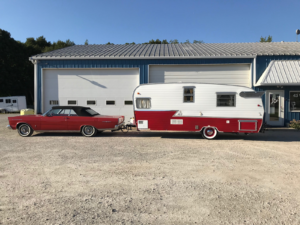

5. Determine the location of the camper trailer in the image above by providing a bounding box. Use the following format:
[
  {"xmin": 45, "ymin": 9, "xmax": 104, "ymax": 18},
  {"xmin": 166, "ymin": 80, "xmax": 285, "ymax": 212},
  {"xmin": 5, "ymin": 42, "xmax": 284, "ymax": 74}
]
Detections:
[
  {"xmin": 0, "ymin": 96, "xmax": 27, "ymax": 113},
  {"xmin": 133, "ymin": 83, "xmax": 265, "ymax": 139}
]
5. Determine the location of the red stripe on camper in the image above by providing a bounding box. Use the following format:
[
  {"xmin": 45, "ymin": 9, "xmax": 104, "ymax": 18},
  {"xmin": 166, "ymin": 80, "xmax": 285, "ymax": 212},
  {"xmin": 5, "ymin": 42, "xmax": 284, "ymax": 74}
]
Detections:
[{"xmin": 134, "ymin": 110, "xmax": 263, "ymax": 133}]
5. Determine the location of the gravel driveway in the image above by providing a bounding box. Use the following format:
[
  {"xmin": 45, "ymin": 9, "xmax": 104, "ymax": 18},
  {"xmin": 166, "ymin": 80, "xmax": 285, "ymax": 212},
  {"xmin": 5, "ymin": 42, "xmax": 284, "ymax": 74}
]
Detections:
[{"xmin": 1, "ymin": 114, "xmax": 300, "ymax": 224}]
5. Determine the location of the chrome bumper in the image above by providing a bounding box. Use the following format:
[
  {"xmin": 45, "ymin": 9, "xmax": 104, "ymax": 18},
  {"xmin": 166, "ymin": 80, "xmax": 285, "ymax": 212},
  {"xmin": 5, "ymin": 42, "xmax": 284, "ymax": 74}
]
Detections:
[
  {"xmin": 6, "ymin": 125, "xmax": 12, "ymax": 130},
  {"xmin": 114, "ymin": 122, "xmax": 124, "ymax": 130}
]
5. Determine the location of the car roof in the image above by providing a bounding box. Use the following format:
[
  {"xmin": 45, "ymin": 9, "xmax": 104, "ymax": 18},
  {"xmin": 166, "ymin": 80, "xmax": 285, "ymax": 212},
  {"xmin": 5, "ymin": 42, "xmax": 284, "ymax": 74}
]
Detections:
[
  {"xmin": 52, "ymin": 106, "xmax": 90, "ymax": 110},
  {"xmin": 51, "ymin": 106, "xmax": 96, "ymax": 117}
]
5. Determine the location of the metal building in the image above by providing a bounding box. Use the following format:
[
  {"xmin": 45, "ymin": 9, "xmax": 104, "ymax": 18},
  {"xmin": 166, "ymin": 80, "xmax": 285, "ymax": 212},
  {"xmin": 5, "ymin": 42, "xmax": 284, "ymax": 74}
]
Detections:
[{"xmin": 30, "ymin": 43, "xmax": 300, "ymax": 126}]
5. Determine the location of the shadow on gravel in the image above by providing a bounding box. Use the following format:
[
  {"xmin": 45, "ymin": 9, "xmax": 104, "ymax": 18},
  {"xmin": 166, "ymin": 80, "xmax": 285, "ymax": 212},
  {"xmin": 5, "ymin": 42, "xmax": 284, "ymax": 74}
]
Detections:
[{"xmin": 33, "ymin": 130, "xmax": 300, "ymax": 142}]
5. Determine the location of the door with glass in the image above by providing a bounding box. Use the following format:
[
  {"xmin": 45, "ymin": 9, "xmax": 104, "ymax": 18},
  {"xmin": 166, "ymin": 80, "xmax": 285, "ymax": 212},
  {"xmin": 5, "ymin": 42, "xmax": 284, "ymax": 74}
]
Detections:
[{"xmin": 266, "ymin": 90, "xmax": 284, "ymax": 126}]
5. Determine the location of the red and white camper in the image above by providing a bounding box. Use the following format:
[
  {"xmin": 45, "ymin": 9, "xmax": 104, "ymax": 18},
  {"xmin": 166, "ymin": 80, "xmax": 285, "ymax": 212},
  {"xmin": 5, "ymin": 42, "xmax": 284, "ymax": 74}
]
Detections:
[{"xmin": 133, "ymin": 83, "xmax": 265, "ymax": 139}]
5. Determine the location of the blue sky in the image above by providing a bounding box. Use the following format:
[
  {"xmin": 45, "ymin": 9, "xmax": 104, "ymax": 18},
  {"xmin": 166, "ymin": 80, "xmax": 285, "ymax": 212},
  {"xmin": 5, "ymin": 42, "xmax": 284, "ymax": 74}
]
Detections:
[{"xmin": 1, "ymin": 0, "xmax": 299, "ymax": 45}]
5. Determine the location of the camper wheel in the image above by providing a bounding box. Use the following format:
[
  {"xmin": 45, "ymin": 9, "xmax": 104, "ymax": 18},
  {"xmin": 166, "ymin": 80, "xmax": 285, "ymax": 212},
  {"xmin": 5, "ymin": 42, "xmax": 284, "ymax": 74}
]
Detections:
[{"xmin": 202, "ymin": 127, "xmax": 218, "ymax": 140}]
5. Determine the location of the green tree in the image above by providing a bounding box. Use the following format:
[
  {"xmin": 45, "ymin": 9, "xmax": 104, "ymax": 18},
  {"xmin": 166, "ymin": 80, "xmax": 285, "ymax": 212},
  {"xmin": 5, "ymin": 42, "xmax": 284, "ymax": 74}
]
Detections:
[
  {"xmin": 161, "ymin": 39, "xmax": 169, "ymax": 44},
  {"xmin": 43, "ymin": 39, "xmax": 75, "ymax": 52},
  {"xmin": 169, "ymin": 39, "xmax": 179, "ymax": 44},
  {"xmin": 84, "ymin": 39, "xmax": 89, "ymax": 45},
  {"xmin": 183, "ymin": 39, "xmax": 190, "ymax": 44},
  {"xmin": 125, "ymin": 42, "xmax": 136, "ymax": 45},
  {"xmin": 260, "ymin": 35, "xmax": 272, "ymax": 42},
  {"xmin": 106, "ymin": 42, "xmax": 114, "ymax": 45},
  {"xmin": 193, "ymin": 40, "xmax": 204, "ymax": 44},
  {"xmin": 0, "ymin": 29, "xmax": 34, "ymax": 104}
]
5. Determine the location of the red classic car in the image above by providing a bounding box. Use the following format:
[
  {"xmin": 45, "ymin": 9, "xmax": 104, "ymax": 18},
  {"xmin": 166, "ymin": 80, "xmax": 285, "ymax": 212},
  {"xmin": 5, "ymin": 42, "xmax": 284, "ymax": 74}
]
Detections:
[{"xmin": 7, "ymin": 106, "xmax": 125, "ymax": 137}]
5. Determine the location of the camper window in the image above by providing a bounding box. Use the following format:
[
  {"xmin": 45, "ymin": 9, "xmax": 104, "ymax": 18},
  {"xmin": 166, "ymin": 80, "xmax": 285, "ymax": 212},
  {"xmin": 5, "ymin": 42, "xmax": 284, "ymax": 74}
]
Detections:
[
  {"xmin": 217, "ymin": 95, "xmax": 235, "ymax": 107},
  {"xmin": 6, "ymin": 99, "xmax": 11, "ymax": 104},
  {"xmin": 13, "ymin": 100, "xmax": 17, "ymax": 103},
  {"xmin": 183, "ymin": 87, "xmax": 195, "ymax": 103},
  {"xmin": 136, "ymin": 98, "xmax": 151, "ymax": 109},
  {"xmin": 0, "ymin": 99, "xmax": 3, "ymax": 103}
]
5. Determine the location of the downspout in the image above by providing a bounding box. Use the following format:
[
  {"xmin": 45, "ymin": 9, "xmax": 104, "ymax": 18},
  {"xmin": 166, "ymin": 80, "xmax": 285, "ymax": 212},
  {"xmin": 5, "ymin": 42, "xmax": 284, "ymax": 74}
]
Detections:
[
  {"xmin": 29, "ymin": 58, "xmax": 38, "ymax": 114},
  {"xmin": 253, "ymin": 57, "xmax": 257, "ymax": 87}
]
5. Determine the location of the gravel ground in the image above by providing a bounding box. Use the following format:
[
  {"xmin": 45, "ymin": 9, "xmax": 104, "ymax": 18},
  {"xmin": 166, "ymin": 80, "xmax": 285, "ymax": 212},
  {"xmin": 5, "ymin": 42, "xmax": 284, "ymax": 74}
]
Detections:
[{"xmin": 1, "ymin": 114, "xmax": 300, "ymax": 224}]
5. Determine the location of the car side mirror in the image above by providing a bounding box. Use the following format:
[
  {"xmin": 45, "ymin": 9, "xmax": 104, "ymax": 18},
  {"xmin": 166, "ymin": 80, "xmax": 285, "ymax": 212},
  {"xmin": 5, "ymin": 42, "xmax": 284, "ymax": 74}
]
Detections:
[{"xmin": 46, "ymin": 113, "xmax": 52, "ymax": 117}]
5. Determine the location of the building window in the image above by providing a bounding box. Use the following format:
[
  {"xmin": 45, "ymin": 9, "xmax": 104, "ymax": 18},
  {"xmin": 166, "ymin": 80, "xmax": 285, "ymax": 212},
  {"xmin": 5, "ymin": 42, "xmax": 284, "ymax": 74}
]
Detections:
[
  {"xmin": 87, "ymin": 100, "xmax": 96, "ymax": 105},
  {"xmin": 0, "ymin": 99, "xmax": 3, "ymax": 103},
  {"xmin": 125, "ymin": 100, "xmax": 133, "ymax": 105},
  {"xmin": 106, "ymin": 100, "xmax": 115, "ymax": 105},
  {"xmin": 50, "ymin": 100, "xmax": 59, "ymax": 105},
  {"xmin": 6, "ymin": 99, "xmax": 11, "ymax": 103},
  {"xmin": 290, "ymin": 91, "xmax": 300, "ymax": 112},
  {"xmin": 183, "ymin": 87, "xmax": 195, "ymax": 103},
  {"xmin": 13, "ymin": 100, "xmax": 17, "ymax": 103},
  {"xmin": 136, "ymin": 98, "xmax": 151, "ymax": 109},
  {"xmin": 68, "ymin": 100, "xmax": 77, "ymax": 105},
  {"xmin": 217, "ymin": 94, "xmax": 235, "ymax": 107}
]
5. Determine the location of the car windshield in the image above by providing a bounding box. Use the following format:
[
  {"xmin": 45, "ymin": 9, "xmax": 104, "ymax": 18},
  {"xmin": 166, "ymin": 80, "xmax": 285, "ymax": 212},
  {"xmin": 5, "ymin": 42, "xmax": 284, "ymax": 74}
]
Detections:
[
  {"xmin": 84, "ymin": 108, "xmax": 100, "ymax": 116},
  {"xmin": 42, "ymin": 109, "xmax": 52, "ymax": 116}
]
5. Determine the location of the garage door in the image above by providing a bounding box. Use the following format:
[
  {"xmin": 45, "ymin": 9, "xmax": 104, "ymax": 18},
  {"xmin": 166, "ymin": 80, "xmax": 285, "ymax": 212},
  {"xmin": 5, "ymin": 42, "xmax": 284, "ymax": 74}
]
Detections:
[
  {"xmin": 149, "ymin": 64, "xmax": 251, "ymax": 87},
  {"xmin": 43, "ymin": 68, "xmax": 139, "ymax": 120}
]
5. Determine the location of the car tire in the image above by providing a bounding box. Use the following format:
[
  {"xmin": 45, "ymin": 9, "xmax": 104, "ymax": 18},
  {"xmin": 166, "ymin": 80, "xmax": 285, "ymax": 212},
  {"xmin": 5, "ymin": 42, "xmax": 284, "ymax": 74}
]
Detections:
[
  {"xmin": 18, "ymin": 124, "xmax": 33, "ymax": 137},
  {"xmin": 81, "ymin": 125, "xmax": 97, "ymax": 137},
  {"xmin": 202, "ymin": 127, "xmax": 218, "ymax": 140}
]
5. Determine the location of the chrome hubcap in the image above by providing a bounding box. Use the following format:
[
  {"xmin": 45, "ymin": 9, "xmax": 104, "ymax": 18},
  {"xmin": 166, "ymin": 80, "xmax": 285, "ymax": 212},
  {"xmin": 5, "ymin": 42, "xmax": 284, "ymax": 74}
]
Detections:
[
  {"xmin": 84, "ymin": 126, "xmax": 93, "ymax": 135},
  {"xmin": 206, "ymin": 129, "xmax": 214, "ymax": 136},
  {"xmin": 20, "ymin": 126, "xmax": 29, "ymax": 135}
]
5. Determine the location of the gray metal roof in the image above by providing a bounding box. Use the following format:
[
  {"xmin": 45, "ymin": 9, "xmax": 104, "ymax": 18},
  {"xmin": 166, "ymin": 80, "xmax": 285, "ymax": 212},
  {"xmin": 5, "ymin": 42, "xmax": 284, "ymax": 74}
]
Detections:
[
  {"xmin": 255, "ymin": 60, "xmax": 300, "ymax": 86},
  {"xmin": 30, "ymin": 42, "xmax": 300, "ymax": 60}
]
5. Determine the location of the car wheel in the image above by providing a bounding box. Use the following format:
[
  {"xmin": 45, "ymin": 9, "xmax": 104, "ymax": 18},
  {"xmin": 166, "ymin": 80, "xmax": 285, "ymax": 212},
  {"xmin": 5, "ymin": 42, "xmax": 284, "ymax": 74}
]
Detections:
[
  {"xmin": 18, "ymin": 124, "xmax": 33, "ymax": 137},
  {"xmin": 81, "ymin": 125, "xmax": 97, "ymax": 137},
  {"xmin": 202, "ymin": 127, "xmax": 218, "ymax": 140}
]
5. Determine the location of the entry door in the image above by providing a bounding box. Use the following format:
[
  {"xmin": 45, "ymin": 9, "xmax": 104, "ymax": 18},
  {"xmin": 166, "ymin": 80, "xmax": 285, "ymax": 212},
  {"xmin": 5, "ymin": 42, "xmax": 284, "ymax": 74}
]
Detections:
[
  {"xmin": 11, "ymin": 99, "xmax": 18, "ymax": 112},
  {"xmin": 266, "ymin": 90, "xmax": 284, "ymax": 126}
]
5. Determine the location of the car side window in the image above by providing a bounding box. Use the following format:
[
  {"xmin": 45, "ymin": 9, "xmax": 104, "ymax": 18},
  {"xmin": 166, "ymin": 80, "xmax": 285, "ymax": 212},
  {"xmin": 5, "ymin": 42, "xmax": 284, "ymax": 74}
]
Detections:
[
  {"xmin": 51, "ymin": 109, "xmax": 63, "ymax": 116},
  {"xmin": 69, "ymin": 109, "xmax": 78, "ymax": 116},
  {"xmin": 58, "ymin": 109, "xmax": 70, "ymax": 116}
]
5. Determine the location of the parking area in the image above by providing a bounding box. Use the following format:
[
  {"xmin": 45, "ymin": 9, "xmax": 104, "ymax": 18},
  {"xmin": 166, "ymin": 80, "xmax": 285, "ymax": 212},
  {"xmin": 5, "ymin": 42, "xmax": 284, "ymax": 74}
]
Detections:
[{"xmin": 1, "ymin": 114, "xmax": 300, "ymax": 224}]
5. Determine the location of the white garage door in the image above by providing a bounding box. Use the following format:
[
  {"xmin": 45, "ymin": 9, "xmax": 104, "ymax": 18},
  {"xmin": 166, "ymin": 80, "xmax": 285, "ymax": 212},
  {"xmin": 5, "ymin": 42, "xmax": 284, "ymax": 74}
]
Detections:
[
  {"xmin": 149, "ymin": 64, "xmax": 251, "ymax": 87},
  {"xmin": 43, "ymin": 68, "xmax": 139, "ymax": 120}
]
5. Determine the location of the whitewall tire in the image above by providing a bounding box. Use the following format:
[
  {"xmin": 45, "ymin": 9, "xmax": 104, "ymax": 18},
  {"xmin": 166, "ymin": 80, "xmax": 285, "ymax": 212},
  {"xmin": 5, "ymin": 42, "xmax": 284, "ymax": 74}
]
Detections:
[
  {"xmin": 81, "ymin": 125, "xmax": 97, "ymax": 137},
  {"xmin": 202, "ymin": 127, "xmax": 218, "ymax": 140},
  {"xmin": 18, "ymin": 124, "xmax": 33, "ymax": 137}
]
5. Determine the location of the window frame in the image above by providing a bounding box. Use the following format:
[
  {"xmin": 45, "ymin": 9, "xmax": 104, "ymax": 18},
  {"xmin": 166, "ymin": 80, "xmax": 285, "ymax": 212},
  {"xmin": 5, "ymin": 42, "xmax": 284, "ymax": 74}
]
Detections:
[
  {"xmin": 6, "ymin": 99, "xmax": 11, "ymax": 104},
  {"xmin": 50, "ymin": 100, "xmax": 59, "ymax": 105},
  {"xmin": 183, "ymin": 86, "xmax": 195, "ymax": 103},
  {"xmin": 68, "ymin": 100, "xmax": 77, "ymax": 105},
  {"xmin": 289, "ymin": 91, "xmax": 300, "ymax": 112},
  {"xmin": 87, "ymin": 100, "xmax": 96, "ymax": 106},
  {"xmin": 0, "ymin": 99, "xmax": 3, "ymax": 103},
  {"xmin": 216, "ymin": 92, "xmax": 236, "ymax": 107},
  {"xmin": 124, "ymin": 100, "xmax": 133, "ymax": 105},
  {"xmin": 106, "ymin": 100, "xmax": 115, "ymax": 105},
  {"xmin": 12, "ymin": 100, "xmax": 17, "ymax": 103},
  {"xmin": 136, "ymin": 97, "xmax": 151, "ymax": 109}
]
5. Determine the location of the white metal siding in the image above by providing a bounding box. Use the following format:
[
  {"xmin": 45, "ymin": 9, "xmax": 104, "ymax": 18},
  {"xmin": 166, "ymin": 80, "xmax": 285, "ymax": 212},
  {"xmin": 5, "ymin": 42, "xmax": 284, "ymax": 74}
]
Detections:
[
  {"xmin": 43, "ymin": 68, "xmax": 139, "ymax": 119},
  {"xmin": 149, "ymin": 64, "xmax": 251, "ymax": 87},
  {"xmin": 134, "ymin": 83, "xmax": 264, "ymax": 119}
]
